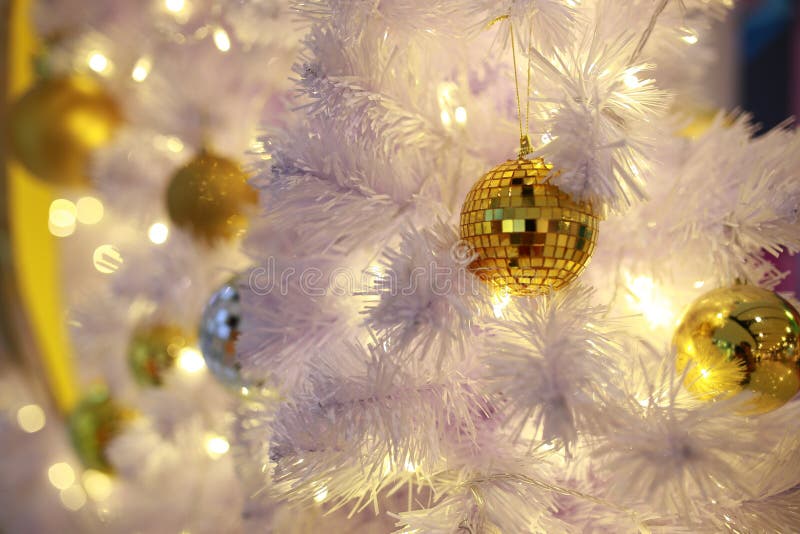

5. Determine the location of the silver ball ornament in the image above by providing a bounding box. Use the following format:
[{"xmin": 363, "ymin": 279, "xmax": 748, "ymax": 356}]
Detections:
[{"xmin": 199, "ymin": 276, "xmax": 245, "ymax": 387}]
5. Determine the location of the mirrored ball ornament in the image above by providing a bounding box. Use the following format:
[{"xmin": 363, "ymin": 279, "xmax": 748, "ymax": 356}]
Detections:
[
  {"xmin": 199, "ymin": 276, "xmax": 245, "ymax": 387},
  {"xmin": 67, "ymin": 386, "xmax": 131, "ymax": 473},
  {"xmin": 674, "ymin": 285, "xmax": 800, "ymax": 414},
  {"xmin": 459, "ymin": 158, "xmax": 598, "ymax": 296},
  {"xmin": 127, "ymin": 324, "xmax": 192, "ymax": 386}
]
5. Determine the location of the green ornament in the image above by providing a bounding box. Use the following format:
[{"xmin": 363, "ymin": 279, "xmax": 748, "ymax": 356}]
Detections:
[
  {"xmin": 67, "ymin": 386, "xmax": 129, "ymax": 473},
  {"xmin": 128, "ymin": 324, "xmax": 192, "ymax": 386}
]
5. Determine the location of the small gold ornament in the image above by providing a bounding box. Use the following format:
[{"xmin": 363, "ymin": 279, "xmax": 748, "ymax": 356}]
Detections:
[
  {"xmin": 67, "ymin": 386, "xmax": 130, "ymax": 473},
  {"xmin": 166, "ymin": 149, "xmax": 258, "ymax": 242},
  {"xmin": 674, "ymin": 285, "xmax": 800, "ymax": 414},
  {"xmin": 459, "ymin": 158, "xmax": 599, "ymax": 295},
  {"xmin": 128, "ymin": 324, "xmax": 193, "ymax": 386},
  {"xmin": 8, "ymin": 75, "xmax": 122, "ymax": 186}
]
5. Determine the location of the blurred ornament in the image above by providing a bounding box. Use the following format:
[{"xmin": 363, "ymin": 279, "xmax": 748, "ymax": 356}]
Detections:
[
  {"xmin": 67, "ymin": 386, "xmax": 130, "ymax": 473},
  {"xmin": 166, "ymin": 149, "xmax": 257, "ymax": 242},
  {"xmin": 128, "ymin": 323, "xmax": 193, "ymax": 386},
  {"xmin": 199, "ymin": 276, "xmax": 245, "ymax": 387},
  {"xmin": 459, "ymin": 158, "xmax": 598, "ymax": 296},
  {"xmin": 674, "ymin": 285, "xmax": 800, "ymax": 414},
  {"xmin": 8, "ymin": 75, "xmax": 122, "ymax": 186}
]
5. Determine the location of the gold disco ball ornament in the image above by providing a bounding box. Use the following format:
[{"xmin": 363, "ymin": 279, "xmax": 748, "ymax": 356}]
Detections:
[
  {"xmin": 128, "ymin": 323, "xmax": 193, "ymax": 386},
  {"xmin": 8, "ymin": 75, "xmax": 122, "ymax": 186},
  {"xmin": 674, "ymin": 285, "xmax": 800, "ymax": 414},
  {"xmin": 166, "ymin": 149, "xmax": 258, "ymax": 242},
  {"xmin": 459, "ymin": 157, "xmax": 598, "ymax": 296}
]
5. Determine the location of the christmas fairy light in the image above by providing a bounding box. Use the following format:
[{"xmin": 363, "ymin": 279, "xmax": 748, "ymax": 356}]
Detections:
[
  {"xmin": 16, "ymin": 404, "xmax": 46, "ymax": 433},
  {"xmin": 213, "ymin": 28, "xmax": 231, "ymax": 52},
  {"xmin": 440, "ymin": 110, "xmax": 452, "ymax": 127},
  {"xmin": 87, "ymin": 51, "xmax": 111, "ymax": 75},
  {"xmin": 454, "ymin": 106, "xmax": 467, "ymax": 125},
  {"xmin": 48, "ymin": 462, "xmax": 76, "ymax": 490},
  {"xmin": 313, "ymin": 486, "xmax": 328, "ymax": 502},
  {"xmin": 177, "ymin": 347, "xmax": 205, "ymax": 373},
  {"xmin": 131, "ymin": 57, "xmax": 152, "ymax": 82},
  {"xmin": 76, "ymin": 196, "xmax": 104, "ymax": 225},
  {"xmin": 204, "ymin": 434, "xmax": 230, "ymax": 459},
  {"xmin": 93, "ymin": 245, "xmax": 123, "ymax": 274},
  {"xmin": 49, "ymin": 199, "xmax": 77, "ymax": 237},
  {"xmin": 60, "ymin": 485, "xmax": 87, "ymax": 511},
  {"xmin": 165, "ymin": 0, "xmax": 185, "ymax": 13},
  {"xmin": 82, "ymin": 470, "xmax": 113, "ymax": 502},
  {"xmin": 148, "ymin": 222, "xmax": 169, "ymax": 244},
  {"xmin": 625, "ymin": 274, "xmax": 674, "ymax": 328}
]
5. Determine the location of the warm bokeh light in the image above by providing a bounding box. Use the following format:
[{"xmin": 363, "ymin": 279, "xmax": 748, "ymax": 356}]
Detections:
[
  {"xmin": 48, "ymin": 462, "xmax": 76, "ymax": 490},
  {"xmin": 93, "ymin": 244, "xmax": 123, "ymax": 274},
  {"xmin": 60, "ymin": 485, "xmax": 87, "ymax": 511},
  {"xmin": 177, "ymin": 347, "xmax": 206, "ymax": 373},
  {"xmin": 17, "ymin": 404, "xmax": 46, "ymax": 433},
  {"xmin": 492, "ymin": 290, "xmax": 512, "ymax": 319},
  {"xmin": 148, "ymin": 222, "xmax": 169, "ymax": 244},
  {"xmin": 76, "ymin": 196, "xmax": 104, "ymax": 225},
  {"xmin": 87, "ymin": 51, "xmax": 111, "ymax": 75},
  {"xmin": 625, "ymin": 274, "xmax": 674, "ymax": 328},
  {"xmin": 313, "ymin": 486, "xmax": 328, "ymax": 502},
  {"xmin": 49, "ymin": 199, "xmax": 77, "ymax": 237},
  {"xmin": 454, "ymin": 106, "xmax": 467, "ymax": 125},
  {"xmin": 82, "ymin": 470, "xmax": 113, "ymax": 502},
  {"xmin": 213, "ymin": 28, "xmax": 231, "ymax": 52},
  {"xmin": 165, "ymin": 0, "xmax": 185, "ymax": 13},
  {"xmin": 204, "ymin": 434, "xmax": 230, "ymax": 459},
  {"xmin": 131, "ymin": 57, "xmax": 152, "ymax": 82},
  {"xmin": 440, "ymin": 110, "xmax": 452, "ymax": 127}
]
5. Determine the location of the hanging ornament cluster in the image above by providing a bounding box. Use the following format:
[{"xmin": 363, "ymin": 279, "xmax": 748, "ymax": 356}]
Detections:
[
  {"xmin": 674, "ymin": 285, "xmax": 800, "ymax": 414},
  {"xmin": 8, "ymin": 75, "xmax": 122, "ymax": 186},
  {"xmin": 127, "ymin": 323, "xmax": 193, "ymax": 386},
  {"xmin": 166, "ymin": 149, "xmax": 258, "ymax": 242},
  {"xmin": 199, "ymin": 276, "xmax": 245, "ymax": 388},
  {"xmin": 67, "ymin": 386, "xmax": 131, "ymax": 473},
  {"xmin": 460, "ymin": 157, "xmax": 598, "ymax": 296}
]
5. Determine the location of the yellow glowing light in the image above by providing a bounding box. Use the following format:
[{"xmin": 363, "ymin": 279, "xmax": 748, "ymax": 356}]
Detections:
[
  {"xmin": 87, "ymin": 52, "xmax": 111, "ymax": 74},
  {"xmin": 205, "ymin": 434, "xmax": 230, "ymax": 459},
  {"xmin": 492, "ymin": 290, "xmax": 512, "ymax": 319},
  {"xmin": 82, "ymin": 470, "xmax": 113, "ymax": 502},
  {"xmin": 681, "ymin": 28, "xmax": 699, "ymax": 45},
  {"xmin": 76, "ymin": 197, "xmax": 104, "ymax": 225},
  {"xmin": 624, "ymin": 73, "xmax": 640, "ymax": 89},
  {"xmin": 693, "ymin": 280, "xmax": 705, "ymax": 289},
  {"xmin": 213, "ymin": 28, "xmax": 231, "ymax": 52},
  {"xmin": 700, "ymin": 368, "xmax": 710, "ymax": 378},
  {"xmin": 440, "ymin": 110, "xmax": 452, "ymax": 127},
  {"xmin": 165, "ymin": 136, "xmax": 184, "ymax": 153},
  {"xmin": 177, "ymin": 347, "xmax": 205, "ymax": 373},
  {"xmin": 131, "ymin": 57, "xmax": 152, "ymax": 82},
  {"xmin": 540, "ymin": 133, "xmax": 554, "ymax": 146},
  {"xmin": 754, "ymin": 316, "xmax": 762, "ymax": 323},
  {"xmin": 49, "ymin": 198, "xmax": 77, "ymax": 228},
  {"xmin": 17, "ymin": 404, "xmax": 46, "ymax": 433},
  {"xmin": 93, "ymin": 244, "xmax": 123, "ymax": 274},
  {"xmin": 625, "ymin": 274, "xmax": 674, "ymax": 328},
  {"xmin": 48, "ymin": 462, "xmax": 76, "ymax": 490},
  {"xmin": 165, "ymin": 0, "xmax": 185, "ymax": 12},
  {"xmin": 454, "ymin": 106, "xmax": 467, "ymax": 125},
  {"xmin": 148, "ymin": 222, "xmax": 169, "ymax": 244},
  {"xmin": 313, "ymin": 486, "xmax": 328, "ymax": 502},
  {"xmin": 241, "ymin": 386, "xmax": 250, "ymax": 396},
  {"xmin": 404, "ymin": 459, "xmax": 417, "ymax": 473},
  {"xmin": 60, "ymin": 485, "xmax": 87, "ymax": 511}
]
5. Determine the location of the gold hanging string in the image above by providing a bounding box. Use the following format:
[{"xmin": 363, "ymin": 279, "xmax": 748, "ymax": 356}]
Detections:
[{"xmin": 489, "ymin": 15, "xmax": 533, "ymax": 158}]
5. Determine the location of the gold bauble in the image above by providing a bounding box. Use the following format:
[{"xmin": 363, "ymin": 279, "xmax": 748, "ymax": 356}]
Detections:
[
  {"xmin": 166, "ymin": 149, "xmax": 257, "ymax": 242},
  {"xmin": 128, "ymin": 324, "xmax": 193, "ymax": 386},
  {"xmin": 8, "ymin": 75, "xmax": 122, "ymax": 186},
  {"xmin": 674, "ymin": 285, "xmax": 800, "ymax": 414},
  {"xmin": 459, "ymin": 158, "xmax": 599, "ymax": 295},
  {"xmin": 67, "ymin": 386, "xmax": 130, "ymax": 473}
]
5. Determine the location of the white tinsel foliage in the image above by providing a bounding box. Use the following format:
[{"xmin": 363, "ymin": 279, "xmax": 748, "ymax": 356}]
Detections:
[
  {"xmin": 366, "ymin": 222, "xmax": 491, "ymax": 367},
  {"xmin": 529, "ymin": 26, "xmax": 670, "ymax": 213},
  {"xmin": 640, "ymin": 115, "xmax": 800, "ymax": 285},
  {"xmin": 483, "ymin": 285, "xmax": 623, "ymax": 451}
]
